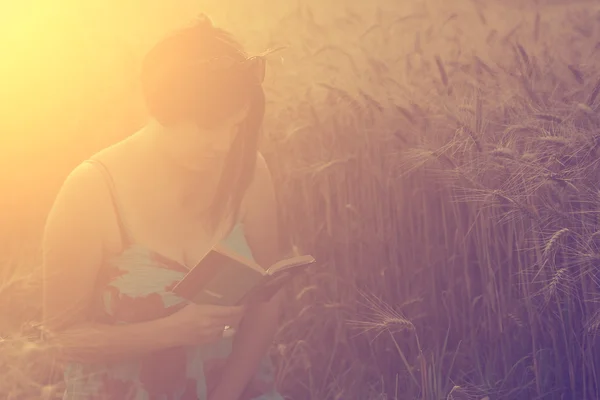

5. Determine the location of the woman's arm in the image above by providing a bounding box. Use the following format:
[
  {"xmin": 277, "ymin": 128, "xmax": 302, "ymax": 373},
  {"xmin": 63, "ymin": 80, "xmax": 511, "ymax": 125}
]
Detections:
[
  {"xmin": 42, "ymin": 163, "xmax": 184, "ymax": 363},
  {"xmin": 208, "ymin": 152, "xmax": 284, "ymax": 400}
]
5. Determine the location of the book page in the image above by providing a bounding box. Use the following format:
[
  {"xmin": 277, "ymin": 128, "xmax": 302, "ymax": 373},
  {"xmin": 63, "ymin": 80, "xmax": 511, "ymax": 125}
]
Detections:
[
  {"xmin": 267, "ymin": 255, "xmax": 316, "ymax": 275},
  {"xmin": 212, "ymin": 243, "xmax": 265, "ymax": 274}
]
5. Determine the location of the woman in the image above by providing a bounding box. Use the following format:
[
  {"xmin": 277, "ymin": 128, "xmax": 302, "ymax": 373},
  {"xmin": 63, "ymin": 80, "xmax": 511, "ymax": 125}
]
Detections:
[{"xmin": 42, "ymin": 15, "xmax": 284, "ymax": 400}]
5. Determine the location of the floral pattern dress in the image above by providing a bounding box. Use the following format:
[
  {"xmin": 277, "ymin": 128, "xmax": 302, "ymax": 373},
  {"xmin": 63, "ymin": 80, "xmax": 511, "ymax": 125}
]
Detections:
[{"xmin": 61, "ymin": 161, "xmax": 283, "ymax": 400}]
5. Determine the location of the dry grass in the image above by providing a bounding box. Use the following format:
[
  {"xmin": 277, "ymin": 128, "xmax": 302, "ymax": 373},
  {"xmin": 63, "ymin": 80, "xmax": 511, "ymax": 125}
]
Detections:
[{"xmin": 3, "ymin": 0, "xmax": 600, "ymax": 399}]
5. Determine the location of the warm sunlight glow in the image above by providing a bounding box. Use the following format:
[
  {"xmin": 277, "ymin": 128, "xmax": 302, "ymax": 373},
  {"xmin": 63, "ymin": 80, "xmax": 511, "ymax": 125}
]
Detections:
[{"xmin": 3, "ymin": 0, "xmax": 598, "ymax": 399}]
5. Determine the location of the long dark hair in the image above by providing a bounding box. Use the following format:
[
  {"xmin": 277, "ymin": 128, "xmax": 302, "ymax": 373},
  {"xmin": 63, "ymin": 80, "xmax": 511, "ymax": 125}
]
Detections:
[{"xmin": 140, "ymin": 15, "xmax": 265, "ymax": 231}]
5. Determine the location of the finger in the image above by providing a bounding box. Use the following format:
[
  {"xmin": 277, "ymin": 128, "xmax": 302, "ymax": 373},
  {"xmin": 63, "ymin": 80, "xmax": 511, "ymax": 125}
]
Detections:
[
  {"xmin": 202, "ymin": 305, "xmax": 245, "ymax": 315},
  {"xmin": 203, "ymin": 332, "xmax": 223, "ymax": 345},
  {"xmin": 205, "ymin": 326, "xmax": 227, "ymax": 342},
  {"xmin": 209, "ymin": 311, "xmax": 244, "ymax": 320},
  {"xmin": 229, "ymin": 313, "xmax": 245, "ymax": 326},
  {"xmin": 207, "ymin": 326, "xmax": 225, "ymax": 337},
  {"xmin": 209, "ymin": 313, "xmax": 244, "ymax": 327}
]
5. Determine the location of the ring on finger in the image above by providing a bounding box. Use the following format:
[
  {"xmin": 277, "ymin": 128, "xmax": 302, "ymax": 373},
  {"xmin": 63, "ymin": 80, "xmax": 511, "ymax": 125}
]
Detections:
[{"xmin": 222, "ymin": 325, "xmax": 236, "ymax": 338}]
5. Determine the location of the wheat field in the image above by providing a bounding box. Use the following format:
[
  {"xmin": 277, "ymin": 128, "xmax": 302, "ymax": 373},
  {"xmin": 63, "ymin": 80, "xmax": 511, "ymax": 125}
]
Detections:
[{"xmin": 2, "ymin": 0, "xmax": 600, "ymax": 399}]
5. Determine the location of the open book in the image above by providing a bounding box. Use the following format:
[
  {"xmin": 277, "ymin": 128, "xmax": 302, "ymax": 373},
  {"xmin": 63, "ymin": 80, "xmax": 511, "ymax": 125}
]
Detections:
[{"xmin": 171, "ymin": 245, "xmax": 316, "ymax": 306}]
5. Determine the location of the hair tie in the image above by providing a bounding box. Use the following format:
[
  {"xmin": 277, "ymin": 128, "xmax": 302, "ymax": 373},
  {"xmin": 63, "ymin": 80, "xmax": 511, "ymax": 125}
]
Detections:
[{"xmin": 194, "ymin": 13, "xmax": 214, "ymax": 29}]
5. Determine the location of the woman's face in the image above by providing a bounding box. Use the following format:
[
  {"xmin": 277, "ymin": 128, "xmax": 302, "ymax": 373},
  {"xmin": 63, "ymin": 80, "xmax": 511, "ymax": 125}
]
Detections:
[
  {"xmin": 165, "ymin": 103, "xmax": 250, "ymax": 171},
  {"xmin": 202, "ymin": 104, "xmax": 250, "ymax": 159}
]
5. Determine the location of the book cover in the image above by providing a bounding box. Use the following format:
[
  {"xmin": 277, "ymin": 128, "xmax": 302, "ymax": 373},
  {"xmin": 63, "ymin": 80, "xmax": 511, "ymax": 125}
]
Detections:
[{"xmin": 171, "ymin": 246, "xmax": 315, "ymax": 306}]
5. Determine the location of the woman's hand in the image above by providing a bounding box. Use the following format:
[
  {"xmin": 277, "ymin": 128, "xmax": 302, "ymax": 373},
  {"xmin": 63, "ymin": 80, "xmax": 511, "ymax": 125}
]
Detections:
[{"xmin": 168, "ymin": 303, "xmax": 246, "ymax": 346}]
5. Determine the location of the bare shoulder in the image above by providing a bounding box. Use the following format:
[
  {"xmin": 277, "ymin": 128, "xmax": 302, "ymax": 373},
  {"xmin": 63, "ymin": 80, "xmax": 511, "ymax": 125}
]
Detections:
[
  {"xmin": 52, "ymin": 161, "xmax": 107, "ymax": 211},
  {"xmin": 48, "ymin": 133, "xmax": 151, "ymax": 247},
  {"xmin": 52, "ymin": 137, "xmax": 134, "ymax": 216},
  {"xmin": 44, "ymin": 155, "xmax": 119, "ymax": 246}
]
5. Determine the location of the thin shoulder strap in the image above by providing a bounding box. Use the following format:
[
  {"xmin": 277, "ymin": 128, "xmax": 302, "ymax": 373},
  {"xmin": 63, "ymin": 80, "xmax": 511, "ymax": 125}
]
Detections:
[{"xmin": 85, "ymin": 159, "xmax": 133, "ymax": 246}]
